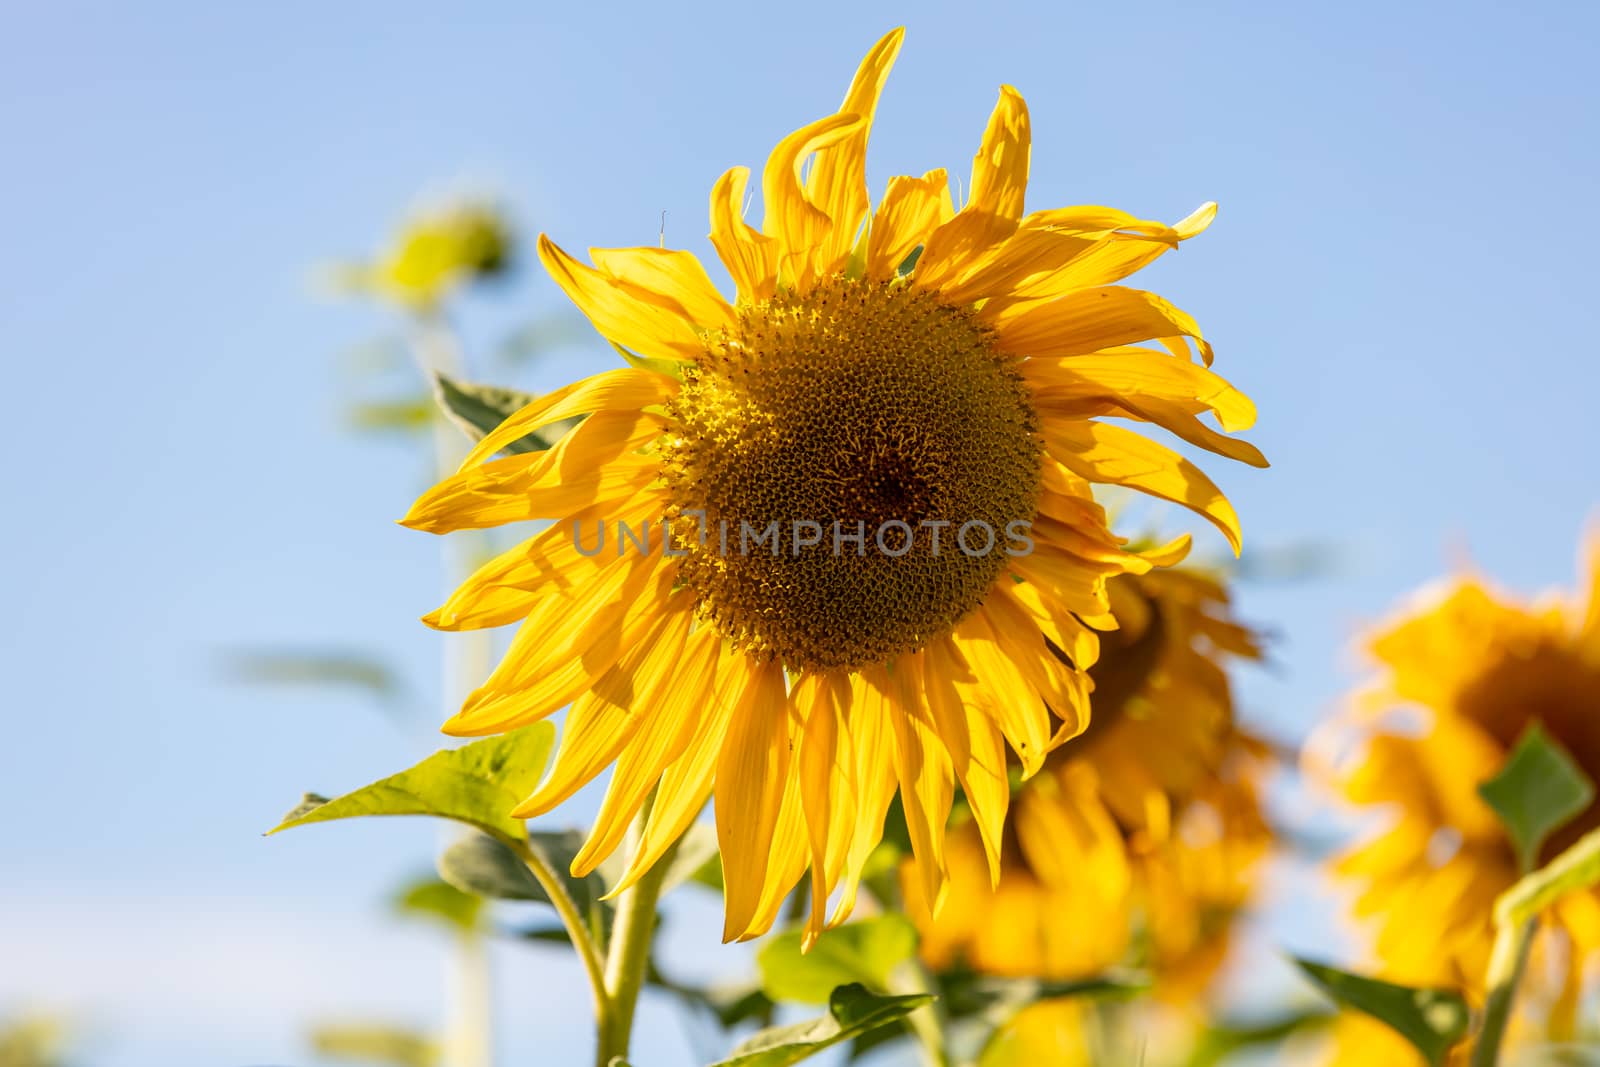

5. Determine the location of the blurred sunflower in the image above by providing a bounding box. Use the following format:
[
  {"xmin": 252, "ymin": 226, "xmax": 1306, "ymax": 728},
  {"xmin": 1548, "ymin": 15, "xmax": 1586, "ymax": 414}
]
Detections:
[
  {"xmin": 1310, "ymin": 535, "xmax": 1600, "ymax": 1064},
  {"xmin": 402, "ymin": 28, "xmax": 1263, "ymax": 943},
  {"xmin": 346, "ymin": 198, "xmax": 512, "ymax": 310},
  {"xmin": 904, "ymin": 568, "xmax": 1271, "ymax": 1000}
]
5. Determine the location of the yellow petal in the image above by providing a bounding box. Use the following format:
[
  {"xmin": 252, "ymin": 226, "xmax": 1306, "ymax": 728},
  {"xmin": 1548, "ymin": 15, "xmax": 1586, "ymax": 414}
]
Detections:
[
  {"xmin": 714, "ymin": 657, "xmax": 796, "ymax": 939},
  {"xmin": 940, "ymin": 207, "xmax": 1181, "ymax": 306},
  {"xmin": 829, "ymin": 669, "xmax": 899, "ymax": 927},
  {"xmin": 762, "ymin": 112, "xmax": 867, "ymax": 289},
  {"xmin": 982, "ymin": 598, "xmax": 1091, "ymax": 743},
  {"xmin": 922, "ymin": 640, "xmax": 1010, "ymax": 884},
  {"xmin": 806, "ymin": 27, "xmax": 904, "ymax": 271},
  {"xmin": 445, "ymin": 560, "xmax": 673, "ymax": 737},
  {"xmin": 741, "ymin": 758, "xmax": 810, "ymax": 940},
  {"xmin": 996, "ymin": 581, "xmax": 1102, "ymax": 670},
  {"xmin": 424, "ymin": 488, "xmax": 666, "ymax": 631},
  {"xmin": 1043, "ymin": 420, "xmax": 1242, "ymax": 554},
  {"xmin": 709, "ymin": 166, "xmax": 779, "ymax": 302},
  {"xmin": 1015, "ymin": 766, "xmax": 1129, "ymax": 897},
  {"xmin": 453, "ymin": 365, "xmax": 676, "ymax": 471},
  {"xmin": 508, "ymin": 601, "xmax": 692, "ymax": 819},
  {"xmin": 915, "ymin": 86, "xmax": 1030, "ymax": 288},
  {"xmin": 951, "ymin": 611, "xmax": 1050, "ymax": 777},
  {"xmin": 402, "ymin": 449, "xmax": 659, "ymax": 534},
  {"xmin": 538, "ymin": 234, "xmax": 708, "ymax": 361},
  {"xmin": 979, "ymin": 203, "xmax": 1215, "ymax": 323},
  {"xmin": 606, "ymin": 633, "xmax": 734, "ymax": 896},
  {"xmin": 997, "ymin": 285, "xmax": 1212, "ymax": 365},
  {"xmin": 1025, "ymin": 349, "xmax": 1255, "ymax": 432},
  {"xmin": 885, "ymin": 663, "xmax": 954, "ymax": 916},
  {"xmin": 793, "ymin": 671, "xmax": 857, "ymax": 947},
  {"xmin": 1581, "ymin": 530, "xmax": 1600, "ymax": 658},
  {"xmin": 572, "ymin": 612, "xmax": 713, "ymax": 875},
  {"xmin": 865, "ymin": 169, "xmax": 953, "ymax": 280},
  {"xmin": 1008, "ymin": 545, "xmax": 1115, "ymax": 619},
  {"xmin": 588, "ymin": 246, "xmax": 736, "ymax": 332}
]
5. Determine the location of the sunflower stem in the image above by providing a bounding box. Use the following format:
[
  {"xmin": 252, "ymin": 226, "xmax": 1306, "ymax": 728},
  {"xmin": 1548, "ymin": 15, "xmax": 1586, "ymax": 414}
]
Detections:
[
  {"xmin": 597, "ymin": 790, "xmax": 677, "ymax": 1067},
  {"xmin": 890, "ymin": 959, "xmax": 951, "ymax": 1067},
  {"xmin": 511, "ymin": 838, "xmax": 612, "ymax": 1050},
  {"xmin": 1471, "ymin": 917, "xmax": 1536, "ymax": 1067}
]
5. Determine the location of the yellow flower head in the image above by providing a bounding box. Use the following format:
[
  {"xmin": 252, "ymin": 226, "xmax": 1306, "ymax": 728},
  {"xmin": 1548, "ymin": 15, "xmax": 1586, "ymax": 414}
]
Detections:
[
  {"xmin": 1311, "ymin": 534, "xmax": 1600, "ymax": 1055},
  {"xmin": 905, "ymin": 568, "xmax": 1271, "ymax": 992},
  {"xmin": 360, "ymin": 198, "xmax": 512, "ymax": 310},
  {"xmin": 402, "ymin": 29, "xmax": 1262, "ymax": 944}
]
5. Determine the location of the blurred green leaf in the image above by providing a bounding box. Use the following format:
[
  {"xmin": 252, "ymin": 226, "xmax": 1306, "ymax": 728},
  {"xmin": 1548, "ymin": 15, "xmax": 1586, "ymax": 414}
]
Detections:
[
  {"xmin": 1478, "ymin": 723, "xmax": 1595, "ymax": 872},
  {"xmin": 650, "ymin": 968, "xmax": 774, "ymax": 1031},
  {"xmin": 1496, "ymin": 826, "xmax": 1600, "ymax": 932},
  {"xmin": 438, "ymin": 832, "xmax": 543, "ymax": 901},
  {"xmin": 660, "ymin": 822, "xmax": 721, "ymax": 897},
  {"xmin": 1184, "ymin": 1009, "xmax": 1332, "ymax": 1067},
  {"xmin": 709, "ymin": 984, "xmax": 933, "ymax": 1067},
  {"xmin": 932, "ymin": 964, "xmax": 1150, "ymax": 1023},
  {"xmin": 219, "ymin": 648, "xmax": 401, "ymax": 701},
  {"xmin": 1234, "ymin": 539, "xmax": 1345, "ymax": 584},
  {"xmin": 431, "ymin": 373, "xmax": 583, "ymax": 455},
  {"xmin": 393, "ymin": 876, "xmax": 482, "ymax": 933},
  {"xmin": 310, "ymin": 1023, "xmax": 440, "ymax": 1067},
  {"xmin": 348, "ymin": 398, "xmax": 435, "ymax": 434},
  {"xmin": 1293, "ymin": 958, "xmax": 1468, "ymax": 1067},
  {"xmin": 689, "ymin": 851, "xmax": 725, "ymax": 892},
  {"xmin": 268, "ymin": 723, "xmax": 554, "ymax": 847},
  {"xmin": 526, "ymin": 829, "xmax": 616, "ymax": 950},
  {"xmin": 499, "ymin": 313, "xmax": 595, "ymax": 364},
  {"xmin": 757, "ymin": 915, "xmax": 918, "ymax": 1004}
]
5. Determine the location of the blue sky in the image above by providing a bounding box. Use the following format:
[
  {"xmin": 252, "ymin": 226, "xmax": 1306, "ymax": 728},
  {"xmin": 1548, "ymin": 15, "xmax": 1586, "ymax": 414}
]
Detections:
[{"xmin": 2, "ymin": 1, "xmax": 1597, "ymax": 1064}]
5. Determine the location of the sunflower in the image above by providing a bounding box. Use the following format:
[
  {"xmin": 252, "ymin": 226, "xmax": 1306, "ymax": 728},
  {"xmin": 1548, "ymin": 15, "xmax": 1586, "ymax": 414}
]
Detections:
[
  {"xmin": 355, "ymin": 198, "xmax": 512, "ymax": 309},
  {"xmin": 1309, "ymin": 535, "xmax": 1600, "ymax": 1063},
  {"xmin": 904, "ymin": 568, "xmax": 1271, "ymax": 993},
  {"xmin": 401, "ymin": 28, "xmax": 1262, "ymax": 944}
]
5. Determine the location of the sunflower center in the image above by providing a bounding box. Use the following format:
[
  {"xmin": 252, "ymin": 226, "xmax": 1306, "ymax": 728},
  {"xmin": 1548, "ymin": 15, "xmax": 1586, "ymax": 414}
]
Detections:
[{"xmin": 660, "ymin": 276, "xmax": 1041, "ymax": 672}]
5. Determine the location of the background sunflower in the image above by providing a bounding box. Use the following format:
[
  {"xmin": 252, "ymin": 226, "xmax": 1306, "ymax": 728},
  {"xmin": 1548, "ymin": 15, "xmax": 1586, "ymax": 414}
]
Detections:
[{"xmin": 1309, "ymin": 536, "xmax": 1600, "ymax": 1063}]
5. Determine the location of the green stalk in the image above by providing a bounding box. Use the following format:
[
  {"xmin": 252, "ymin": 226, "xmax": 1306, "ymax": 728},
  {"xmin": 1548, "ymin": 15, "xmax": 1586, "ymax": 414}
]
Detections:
[
  {"xmin": 1471, "ymin": 918, "xmax": 1535, "ymax": 1067},
  {"xmin": 596, "ymin": 792, "xmax": 678, "ymax": 1067},
  {"xmin": 889, "ymin": 959, "xmax": 950, "ymax": 1067},
  {"xmin": 511, "ymin": 838, "xmax": 613, "ymax": 1043}
]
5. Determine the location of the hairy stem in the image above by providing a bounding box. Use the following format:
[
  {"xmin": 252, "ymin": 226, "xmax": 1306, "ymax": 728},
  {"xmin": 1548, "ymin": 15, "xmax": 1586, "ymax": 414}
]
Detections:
[
  {"xmin": 512, "ymin": 839, "xmax": 612, "ymax": 1048},
  {"xmin": 597, "ymin": 793, "xmax": 677, "ymax": 1067},
  {"xmin": 1472, "ymin": 917, "xmax": 1536, "ymax": 1067}
]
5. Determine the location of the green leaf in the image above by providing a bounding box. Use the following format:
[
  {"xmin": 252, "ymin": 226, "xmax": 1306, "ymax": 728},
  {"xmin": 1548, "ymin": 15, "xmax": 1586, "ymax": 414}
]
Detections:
[
  {"xmin": 348, "ymin": 398, "xmax": 435, "ymax": 434},
  {"xmin": 1184, "ymin": 1010, "xmax": 1331, "ymax": 1067},
  {"xmin": 688, "ymin": 851, "xmax": 725, "ymax": 892},
  {"xmin": 1477, "ymin": 723, "xmax": 1595, "ymax": 872},
  {"xmin": 757, "ymin": 915, "xmax": 918, "ymax": 1004},
  {"xmin": 499, "ymin": 312, "xmax": 595, "ymax": 364},
  {"xmin": 1292, "ymin": 958, "xmax": 1468, "ymax": 1067},
  {"xmin": 659, "ymin": 821, "xmax": 721, "ymax": 897},
  {"xmin": 932, "ymin": 964, "xmax": 1150, "ymax": 1022},
  {"xmin": 708, "ymin": 984, "xmax": 934, "ymax": 1067},
  {"xmin": 1496, "ymin": 825, "xmax": 1600, "ymax": 931},
  {"xmin": 267, "ymin": 723, "xmax": 555, "ymax": 848},
  {"xmin": 310, "ymin": 1023, "xmax": 440, "ymax": 1067},
  {"xmin": 431, "ymin": 373, "xmax": 584, "ymax": 454},
  {"xmin": 393, "ymin": 876, "xmax": 483, "ymax": 932},
  {"xmin": 526, "ymin": 829, "xmax": 616, "ymax": 950},
  {"xmin": 649, "ymin": 969, "xmax": 774, "ymax": 1031},
  {"xmin": 437, "ymin": 832, "xmax": 543, "ymax": 901},
  {"xmin": 219, "ymin": 647, "xmax": 401, "ymax": 701}
]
